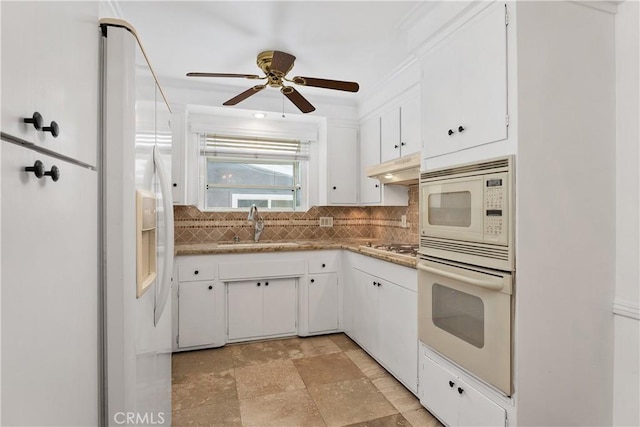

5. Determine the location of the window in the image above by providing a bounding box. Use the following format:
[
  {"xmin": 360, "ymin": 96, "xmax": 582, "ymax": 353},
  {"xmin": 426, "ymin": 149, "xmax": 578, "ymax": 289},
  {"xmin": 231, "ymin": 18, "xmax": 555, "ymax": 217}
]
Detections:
[{"xmin": 199, "ymin": 133, "xmax": 309, "ymax": 211}]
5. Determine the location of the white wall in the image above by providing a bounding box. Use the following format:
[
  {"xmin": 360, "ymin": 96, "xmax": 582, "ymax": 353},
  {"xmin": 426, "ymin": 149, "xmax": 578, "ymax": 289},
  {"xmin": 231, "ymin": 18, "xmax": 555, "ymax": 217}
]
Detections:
[
  {"xmin": 515, "ymin": 2, "xmax": 616, "ymax": 425},
  {"xmin": 614, "ymin": 1, "xmax": 640, "ymax": 425}
]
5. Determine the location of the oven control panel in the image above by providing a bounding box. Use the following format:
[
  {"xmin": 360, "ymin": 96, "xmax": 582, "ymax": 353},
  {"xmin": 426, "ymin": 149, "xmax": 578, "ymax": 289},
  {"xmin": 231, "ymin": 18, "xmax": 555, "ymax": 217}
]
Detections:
[{"xmin": 483, "ymin": 173, "xmax": 508, "ymax": 239}]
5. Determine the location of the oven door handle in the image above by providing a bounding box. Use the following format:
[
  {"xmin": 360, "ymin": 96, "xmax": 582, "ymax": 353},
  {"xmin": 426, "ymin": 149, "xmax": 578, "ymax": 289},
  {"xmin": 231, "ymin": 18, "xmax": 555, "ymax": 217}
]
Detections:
[{"xmin": 417, "ymin": 264, "xmax": 504, "ymax": 291}]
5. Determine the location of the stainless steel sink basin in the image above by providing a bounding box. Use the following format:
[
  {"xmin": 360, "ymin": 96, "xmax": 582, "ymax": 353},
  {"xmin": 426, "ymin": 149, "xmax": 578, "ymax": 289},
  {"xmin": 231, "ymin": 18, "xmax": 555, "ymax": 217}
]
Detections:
[{"xmin": 216, "ymin": 242, "xmax": 299, "ymax": 249}]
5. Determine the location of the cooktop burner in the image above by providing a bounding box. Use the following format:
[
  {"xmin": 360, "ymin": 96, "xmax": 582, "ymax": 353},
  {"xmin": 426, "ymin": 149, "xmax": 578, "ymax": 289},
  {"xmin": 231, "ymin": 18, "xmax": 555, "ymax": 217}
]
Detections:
[{"xmin": 359, "ymin": 243, "xmax": 419, "ymax": 258}]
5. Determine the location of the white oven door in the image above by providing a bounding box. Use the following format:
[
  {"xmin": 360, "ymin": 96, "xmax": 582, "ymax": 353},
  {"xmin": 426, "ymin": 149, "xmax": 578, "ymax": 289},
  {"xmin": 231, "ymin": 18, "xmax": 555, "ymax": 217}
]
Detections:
[
  {"xmin": 417, "ymin": 257, "xmax": 512, "ymax": 395},
  {"xmin": 420, "ymin": 175, "xmax": 485, "ymax": 243}
]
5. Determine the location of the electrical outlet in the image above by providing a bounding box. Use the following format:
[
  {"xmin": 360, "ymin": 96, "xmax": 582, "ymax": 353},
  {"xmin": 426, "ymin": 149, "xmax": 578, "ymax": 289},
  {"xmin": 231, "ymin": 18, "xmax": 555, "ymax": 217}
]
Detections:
[
  {"xmin": 319, "ymin": 217, "xmax": 333, "ymax": 227},
  {"xmin": 401, "ymin": 215, "xmax": 407, "ymax": 228}
]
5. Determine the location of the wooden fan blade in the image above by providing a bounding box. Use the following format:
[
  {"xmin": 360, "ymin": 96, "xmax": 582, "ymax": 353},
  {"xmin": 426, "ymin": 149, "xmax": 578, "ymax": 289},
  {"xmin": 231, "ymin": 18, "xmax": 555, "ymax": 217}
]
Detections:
[
  {"xmin": 270, "ymin": 51, "xmax": 296, "ymax": 76},
  {"xmin": 187, "ymin": 72, "xmax": 263, "ymax": 79},
  {"xmin": 281, "ymin": 87, "xmax": 315, "ymax": 113},
  {"xmin": 292, "ymin": 76, "xmax": 359, "ymax": 92},
  {"xmin": 223, "ymin": 85, "xmax": 265, "ymax": 106}
]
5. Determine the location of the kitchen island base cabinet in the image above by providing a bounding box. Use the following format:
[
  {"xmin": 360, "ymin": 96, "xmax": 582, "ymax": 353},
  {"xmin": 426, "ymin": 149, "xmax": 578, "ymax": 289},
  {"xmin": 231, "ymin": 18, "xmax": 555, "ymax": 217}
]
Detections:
[
  {"xmin": 420, "ymin": 352, "xmax": 507, "ymax": 427},
  {"xmin": 227, "ymin": 278, "xmax": 297, "ymax": 341}
]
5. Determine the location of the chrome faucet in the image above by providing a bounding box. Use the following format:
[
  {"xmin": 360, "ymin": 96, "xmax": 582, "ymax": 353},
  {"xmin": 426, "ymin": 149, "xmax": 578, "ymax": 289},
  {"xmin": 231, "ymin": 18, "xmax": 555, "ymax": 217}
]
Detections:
[{"xmin": 247, "ymin": 204, "xmax": 264, "ymax": 242}]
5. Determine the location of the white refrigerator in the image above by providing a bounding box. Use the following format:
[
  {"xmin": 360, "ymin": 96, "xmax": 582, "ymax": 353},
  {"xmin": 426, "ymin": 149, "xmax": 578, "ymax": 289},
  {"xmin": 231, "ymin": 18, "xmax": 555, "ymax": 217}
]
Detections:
[{"xmin": 101, "ymin": 20, "xmax": 174, "ymax": 425}]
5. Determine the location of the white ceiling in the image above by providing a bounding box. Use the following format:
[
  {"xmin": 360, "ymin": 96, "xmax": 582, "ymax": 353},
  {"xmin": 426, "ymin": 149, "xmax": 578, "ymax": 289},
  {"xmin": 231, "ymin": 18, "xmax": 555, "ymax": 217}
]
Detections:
[{"xmin": 114, "ymin": 1, "xmax": 428, "ymax": 110}]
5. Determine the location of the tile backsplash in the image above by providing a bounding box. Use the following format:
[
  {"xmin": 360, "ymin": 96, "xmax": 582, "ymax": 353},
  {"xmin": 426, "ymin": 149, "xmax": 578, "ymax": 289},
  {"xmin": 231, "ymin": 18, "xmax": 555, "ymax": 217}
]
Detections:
[{"xmin": 174, "ymin": 185, "xmax": 419, "ymax": 245}]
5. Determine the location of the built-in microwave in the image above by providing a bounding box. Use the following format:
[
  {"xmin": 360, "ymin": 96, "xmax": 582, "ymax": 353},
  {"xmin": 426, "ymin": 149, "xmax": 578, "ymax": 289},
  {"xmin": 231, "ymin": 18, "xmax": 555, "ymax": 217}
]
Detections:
[{"xmin": 419, "ymin": 156, "xmax": 514, "ymax": 271}]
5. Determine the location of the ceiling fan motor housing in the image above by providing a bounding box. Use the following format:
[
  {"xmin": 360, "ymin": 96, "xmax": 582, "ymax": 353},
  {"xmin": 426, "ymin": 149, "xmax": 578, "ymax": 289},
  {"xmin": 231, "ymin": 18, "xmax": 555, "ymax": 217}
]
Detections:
[{"xmin": 257, "ymin": 50, "xmax": 295, "ymax": 87}]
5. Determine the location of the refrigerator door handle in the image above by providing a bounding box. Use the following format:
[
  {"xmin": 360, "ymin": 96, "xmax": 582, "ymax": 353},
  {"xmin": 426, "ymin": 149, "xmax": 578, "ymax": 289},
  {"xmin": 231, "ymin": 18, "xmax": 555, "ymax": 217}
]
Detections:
[{"xmin": 153, "ymin": 146, "xmax": 174, "ymax": 326}]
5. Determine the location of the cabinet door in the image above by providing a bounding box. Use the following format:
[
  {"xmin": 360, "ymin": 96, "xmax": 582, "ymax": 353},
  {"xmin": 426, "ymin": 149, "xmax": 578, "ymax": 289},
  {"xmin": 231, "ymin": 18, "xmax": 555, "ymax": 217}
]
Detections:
[
  {"xmin": 35, "ymin": 2, "xmax": 99, "ymax": 165},
  {"xmin": 423, "ymin": 3, "xmax": 507, "ymax": 158},
  {"xmin": 351, "ymin": 269, "xmax": 379, "ymax": 354},
  {"xmin": 262, "ymin": 278, "xmax": 297, "ymax": 336},
  {"xmin": 381, "ymin": 107, "xmax": 401, "ymax": 162},
  {"xmin": 308, "ymin": 274, "xmax": 339, "ymax": 333},
  {"xmin": 328, "ymin": 125, "xmax": 358, "ymax": 204},
  {"xmin": 457, "ymin": 377, "xmax": 506, "ymax": 427},
  {"xmin": 420, "ymin": 356, "xmax": 459, "ymax": 427},
  {"xmin": 228, "ymin": 281, "xmax": 263, "ymax": 340},
  {"xmin": 377, "ymin": 280, "xmax": 418, "ymax": 392},
  {"xmin": 178, "ymin": 281, "xmax": 216, "ymax": 348},
  {"xmin": 1, "ymin": 2, "xmax": 37, "ymax": 142},
  {"xmin": 359, "ymin": 117, "xmax": 382, "ymax": 204},
  {"xmin": 400, "ymin": 93, "xmax": 422, "ymax": 156},
  {"xmin": 1, "ymin": 144, "xmax": 98, "ymax": 425}
]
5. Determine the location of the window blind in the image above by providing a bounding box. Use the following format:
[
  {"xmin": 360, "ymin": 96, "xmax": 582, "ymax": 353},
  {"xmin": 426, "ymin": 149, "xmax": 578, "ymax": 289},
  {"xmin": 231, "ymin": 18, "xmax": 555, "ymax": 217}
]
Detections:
[{"xmin": 201, "ymin": 134, "xmax": 310, "ymax": 160}]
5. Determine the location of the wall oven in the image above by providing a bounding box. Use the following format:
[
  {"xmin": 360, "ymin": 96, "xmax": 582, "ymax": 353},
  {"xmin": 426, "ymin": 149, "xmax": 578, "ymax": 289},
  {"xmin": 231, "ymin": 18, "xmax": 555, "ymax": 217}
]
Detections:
[
  {"xmin": 419, "ymin": 156, "xmax": 514, "ymax": 271},
  {"xmin": 418, "ymin": 156, "xmax": 515, "ymax": 396},
  {"xmin": 417, "ymin": 255, "xmax": 513, "ymax": 395}
]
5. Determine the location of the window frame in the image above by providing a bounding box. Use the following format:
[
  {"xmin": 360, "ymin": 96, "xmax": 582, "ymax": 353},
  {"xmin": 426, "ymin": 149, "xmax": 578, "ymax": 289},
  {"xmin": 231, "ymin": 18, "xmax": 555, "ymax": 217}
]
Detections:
[{"xmin": 197, "ymin": 134, "xmax": 310, "ymax": 212}]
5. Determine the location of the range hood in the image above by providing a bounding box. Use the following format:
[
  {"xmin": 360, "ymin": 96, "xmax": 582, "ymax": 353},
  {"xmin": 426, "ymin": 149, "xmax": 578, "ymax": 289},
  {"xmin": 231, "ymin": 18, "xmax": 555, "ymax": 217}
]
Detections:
[{"xmin": 365, "ymin": 152, "xmax": 420, "ymax": 185}]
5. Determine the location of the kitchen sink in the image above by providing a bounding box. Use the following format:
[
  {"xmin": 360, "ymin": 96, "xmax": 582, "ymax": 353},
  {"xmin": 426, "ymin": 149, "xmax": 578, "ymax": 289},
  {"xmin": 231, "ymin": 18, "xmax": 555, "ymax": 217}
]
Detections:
[{"xmin": 216, "ymin": 242, "xmax": 300, "ymax": 249}]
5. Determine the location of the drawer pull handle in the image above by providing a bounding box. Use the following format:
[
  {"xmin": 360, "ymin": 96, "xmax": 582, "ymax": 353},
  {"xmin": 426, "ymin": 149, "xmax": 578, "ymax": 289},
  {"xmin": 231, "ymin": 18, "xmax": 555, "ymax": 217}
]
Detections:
[
  {"xmin": 43, "ymin": 121, "xmax": 60, "ymax": 138},
  {"xmin": 23, "ymin": 112, "xmax": 43, "ymax": 130},
  {"xmin": 45, "ymin": 165, "xmax": 60, "ymax": 182},
  {"xmin": 24, "ymin": 160, "xmax": 45, "ymax": 179},
  {"xmin": 208, "ymin": 285, "xmax": 213, "ymax": 290},
  {"xmin": 194, "ymin": 270, "xmax": 199, "ymax": 275},
  {"xmin": 448, "ymin": 129, "xmax": 454, "ymax": 136},
  {"xmin": 310, "ymin": 279, "xmax": 315, "ymax": 283},
  {"xmin": 257, "ymin": 282, "xmax": 261, "ymax": 287},
  {"xmin": 449, "ymin": 381, "xmax": 455, "ymax": 388},
  {"xmin": 265, "ymin": 282, "xmax": 269, "ymax": 286},
  {"xmin": 457, "ymin": 387, "xmax": 464, "ymax": 395},
  {"xmin": 458, "ymin": 126, "xmax": 465, "ymax": 133},
  {"xmin": 322, "ymin": 263, "xmax": 326, "ymax": 268}
]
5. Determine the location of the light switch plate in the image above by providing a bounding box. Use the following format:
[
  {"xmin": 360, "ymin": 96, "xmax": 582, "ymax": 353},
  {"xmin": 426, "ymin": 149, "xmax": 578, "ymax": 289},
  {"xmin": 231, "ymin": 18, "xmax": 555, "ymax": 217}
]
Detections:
[{"xmin": 401, "ymin": 215, "xmax": 407, "ymax": 228}]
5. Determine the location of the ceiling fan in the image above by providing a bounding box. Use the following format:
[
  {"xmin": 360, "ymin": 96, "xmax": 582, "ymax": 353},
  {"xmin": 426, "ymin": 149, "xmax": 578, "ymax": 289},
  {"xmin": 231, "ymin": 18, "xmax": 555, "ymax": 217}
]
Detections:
[{"xmin": 186, "ymin": 50, "xmax": 359, "ymax": 114}]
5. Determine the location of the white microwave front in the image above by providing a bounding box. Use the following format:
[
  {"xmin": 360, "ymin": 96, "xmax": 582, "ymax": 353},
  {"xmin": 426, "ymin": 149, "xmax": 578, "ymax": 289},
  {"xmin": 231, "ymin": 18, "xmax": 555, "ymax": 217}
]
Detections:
[{"xmin": 420, "ymin": 171, "xmax": 510, "ymax": 246}]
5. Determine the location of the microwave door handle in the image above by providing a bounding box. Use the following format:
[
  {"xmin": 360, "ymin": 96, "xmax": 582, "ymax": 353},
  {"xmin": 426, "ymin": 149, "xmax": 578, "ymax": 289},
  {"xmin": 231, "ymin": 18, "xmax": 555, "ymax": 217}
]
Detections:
[{"xmin": 417, "ymin": 264, "xmax": 504, "ymax": 291}]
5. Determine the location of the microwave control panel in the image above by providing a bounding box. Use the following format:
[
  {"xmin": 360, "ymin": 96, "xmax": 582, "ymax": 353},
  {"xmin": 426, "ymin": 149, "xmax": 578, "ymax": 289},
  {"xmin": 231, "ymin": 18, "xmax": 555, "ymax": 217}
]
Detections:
[{"xmin": 483, "ymin": 173, "xmax": 508, "ymax": 239}]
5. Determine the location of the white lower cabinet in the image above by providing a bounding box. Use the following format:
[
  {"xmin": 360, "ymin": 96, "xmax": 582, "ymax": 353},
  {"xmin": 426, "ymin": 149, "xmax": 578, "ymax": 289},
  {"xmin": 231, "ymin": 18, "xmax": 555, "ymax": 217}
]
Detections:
[
  {"xmin": 421, "ymin": 354, "xmax": 506, "ymax": 427},
  {"xmin": 351, "ymin": 269, "xmax": 379, "ymax": 353},
  {"xmin": 308, "ymin": 273, "xmax": 339, "ymax": 333},
  {"xmin": 227, "ymin": 278, "xmax": 297, "ymax": 341},
  {"xmin": 178, "ymin": 281, "xmax": 216, "ymax": 348},
  {"xmin": 348, "ymin": 253, "xmax": 418, "ymax": 393},
  {"xmin": 377, "ymin": 277, "xmax": 418, "ymax": 393}
]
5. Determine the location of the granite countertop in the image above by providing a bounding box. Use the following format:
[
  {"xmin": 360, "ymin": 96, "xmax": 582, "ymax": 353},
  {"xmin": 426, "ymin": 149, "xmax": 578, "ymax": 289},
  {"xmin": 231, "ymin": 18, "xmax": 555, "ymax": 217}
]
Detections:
[{"xmin": 174, "ymin": 239, "xmax": 417, "ymax": 269}]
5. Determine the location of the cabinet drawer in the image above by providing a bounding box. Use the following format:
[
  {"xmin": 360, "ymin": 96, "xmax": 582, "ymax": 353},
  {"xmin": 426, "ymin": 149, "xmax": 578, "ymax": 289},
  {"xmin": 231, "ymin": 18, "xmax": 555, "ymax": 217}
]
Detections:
[
  {"xmin": 220, "ymin": 259, "xmax": 305, "ymax": 280},
  {"xmin": 308, "ymin": 251, "xmax": 339, "ymax": 273},
  {"xmin": 178, "ymin": 257, "xmax": 216, "ymax": 281}
]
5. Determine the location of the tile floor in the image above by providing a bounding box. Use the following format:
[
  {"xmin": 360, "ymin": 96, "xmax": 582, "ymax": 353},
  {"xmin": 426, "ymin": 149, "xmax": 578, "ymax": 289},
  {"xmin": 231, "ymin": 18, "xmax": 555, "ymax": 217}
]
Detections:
[{"xmin": 172, "ymin": 333, "xmax": 443, "ymax": 427}]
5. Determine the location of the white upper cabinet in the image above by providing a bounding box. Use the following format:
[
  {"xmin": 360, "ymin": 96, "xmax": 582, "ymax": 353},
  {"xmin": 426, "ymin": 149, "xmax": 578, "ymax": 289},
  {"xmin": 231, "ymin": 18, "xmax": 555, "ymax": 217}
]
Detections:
[
  {"xmin": 358, "ymin": 113, "xmax": 410, "ymax": 207},
  {"xmin": 326, "ymin": 122, "xmax": 358, "ymax": 205},
  {"xmin": 1, "ymin": 1, "xmax": 99, "ymax": 165},
  {"xmin": 381, "ymin": 90, "xmax": 422, "ymax": 162},
  {"xmin": 359, "ymin": 116, "xmax": 382, "ymax": 204},
  {"xmin": 422, "ymin": 2, "xmax": 508, "ymax": 159}
]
